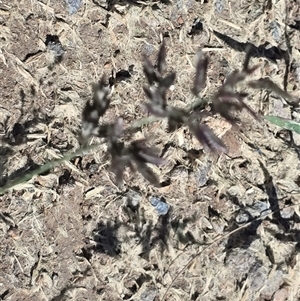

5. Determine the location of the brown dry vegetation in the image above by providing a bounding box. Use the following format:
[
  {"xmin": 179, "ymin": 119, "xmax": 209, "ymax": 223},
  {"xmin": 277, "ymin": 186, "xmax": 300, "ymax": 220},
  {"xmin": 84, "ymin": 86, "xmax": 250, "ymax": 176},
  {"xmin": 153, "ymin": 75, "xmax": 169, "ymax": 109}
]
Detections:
[{"xmin": 1, "ymin": 0, "xmax": 300, "ymax": 300}]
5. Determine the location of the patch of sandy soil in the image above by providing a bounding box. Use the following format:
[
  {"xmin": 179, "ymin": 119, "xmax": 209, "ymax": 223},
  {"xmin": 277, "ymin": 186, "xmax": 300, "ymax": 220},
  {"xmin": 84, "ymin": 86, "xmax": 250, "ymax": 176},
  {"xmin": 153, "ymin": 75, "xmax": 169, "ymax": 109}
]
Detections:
[{"xmin": 1, "ymin": 0, "xmax": 300, "ymax": 300}]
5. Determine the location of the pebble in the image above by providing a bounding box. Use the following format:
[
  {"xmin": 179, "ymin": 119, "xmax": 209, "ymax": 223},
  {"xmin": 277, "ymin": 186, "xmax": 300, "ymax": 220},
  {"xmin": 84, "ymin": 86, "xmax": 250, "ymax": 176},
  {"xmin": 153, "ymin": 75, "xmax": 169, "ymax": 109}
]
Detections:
[
  {"xmin": 196, "ymin": 160, "xmax": 211, "ymax": 187},
  {"xmin": 150, "ymin": 196, "xmax": 170, "ymax": 216},
  {"xmin": 270, "ymin": 20, "xmax": 281, "ymax": 41},
  {"xmin": 215, "ymin": 0, "xmax": 225, "ymax": 13},
  {"xmin": 65, "ymin": 0, "xmax": 82, "ymax": 15},
  {"xmin": 280, "ymin": 206, "xmax": 294, "ymax": 219},
  {"xmin": 236, "ymin": 211, "xmax": 250, "ymax": 224},
  {"xmin": 236, "ymin": 201, "xmax": 271, "ymax": 223},
  {"xmin": 140, "ymin": 288, "xmax": 157, "ymax": 301},
  {"xmin": 127, "ymin": 190, "xmax": 141, "ymax": 208}
]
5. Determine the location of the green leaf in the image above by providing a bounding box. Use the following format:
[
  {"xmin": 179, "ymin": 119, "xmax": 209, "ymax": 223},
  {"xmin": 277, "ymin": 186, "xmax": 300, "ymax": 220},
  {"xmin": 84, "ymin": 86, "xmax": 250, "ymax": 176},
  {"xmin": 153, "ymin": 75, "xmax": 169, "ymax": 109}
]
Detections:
[{"xmin": 265, "ymin": 115, "xmax": 300, "ymax": 134}]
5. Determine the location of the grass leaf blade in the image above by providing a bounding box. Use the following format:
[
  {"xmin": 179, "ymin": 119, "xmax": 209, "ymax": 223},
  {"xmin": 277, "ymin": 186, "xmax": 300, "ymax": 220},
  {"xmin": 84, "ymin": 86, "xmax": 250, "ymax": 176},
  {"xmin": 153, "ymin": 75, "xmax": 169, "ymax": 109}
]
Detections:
[{"xmin": 265, "ymin": 116, "xmax": 300, "ymax": 134}]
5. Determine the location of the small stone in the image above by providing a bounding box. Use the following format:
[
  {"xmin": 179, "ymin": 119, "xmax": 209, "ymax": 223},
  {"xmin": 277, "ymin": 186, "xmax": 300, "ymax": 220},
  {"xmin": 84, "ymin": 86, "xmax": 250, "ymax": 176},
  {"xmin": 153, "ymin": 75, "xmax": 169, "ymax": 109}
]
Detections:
[
  {"xmin": 270, "ymin": 21, "xmax": 281, "ymax": 42},
  {"xmin": 260, "ymin": 270, "xmax": 283, "ymax": 300},
  {"xmin": 65, "ymin": 0, "xmax": 82, "ymax": 15},
  {"xmin": 280, "ymin": 206, "xmax": 294, "ymax": 219},
  {"xmin": 195, "ymin": 160, "xmax": 211, "ymax": 187},
  {"xmin": 236, "ymin": 201, "xmax": 271, "ymax": 224},
  {"xmin": 271, "ymin": 97, "xmax": 291, "ymax": 119},
  {"xmin": 294, "ymin": 64, "xmax": 300, "ymax": 82},
  {"xmin": 127, "ymin": 190, "xmax": 141, "ymax": 208},
  {"xmin": 227, "ymin": 185, "xmax": 245, "ymax": 198},
  {"xmin": 150, "ymin": 197, "xmax": 170, "ymax": 216},
  {"xmin": 252, "ymin": 200, "xmax": 270, "ymax": 213},
  {"xmin": 236, "ymin": 211, "xmax": 250, "ymax": 224},
  {"xmin": 225, "ymin": 248, "xmax": 261, "ymax": 281},
  {"xmin": 201, "ymin": 216, "xmax": 213, "ymax": 230},
  {"xmin": 273, "ymin": 288, "xmax": 288, "ymax": 301},
  {"xmin": 215, "ymin": 0, "xmax": 225, "ymax": 13},
  {"xmin": 140, "ymin": 288, "xmax": 157, "ymax": 301}
]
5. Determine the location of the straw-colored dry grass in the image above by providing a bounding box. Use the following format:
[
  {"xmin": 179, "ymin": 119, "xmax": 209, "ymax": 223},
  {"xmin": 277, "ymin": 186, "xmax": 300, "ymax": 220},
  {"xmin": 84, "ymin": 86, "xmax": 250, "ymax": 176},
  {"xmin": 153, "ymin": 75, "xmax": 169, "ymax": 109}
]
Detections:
[{"xmin": 1, "ymin": 0, "xmax": 300, "ymax": 300}]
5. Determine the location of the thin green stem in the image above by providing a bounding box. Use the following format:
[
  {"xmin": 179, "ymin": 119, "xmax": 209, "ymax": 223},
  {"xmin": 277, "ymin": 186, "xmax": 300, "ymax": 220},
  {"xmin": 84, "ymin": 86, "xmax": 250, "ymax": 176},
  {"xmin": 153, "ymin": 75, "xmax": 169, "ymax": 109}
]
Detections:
[
  {"xmin": 185, "ymin": 96, "xmax": 207, "ymax": 113},
  {"xmin": 0, "ymin": 96, "xmax": 204, "ymax": 195},
  {"xmin": 129, "ymin": 115, "xmax": 163, "ymax": 130},
  {"xmin": 0, "ymin": 143, "xmax": 103, "ymax": 195}
]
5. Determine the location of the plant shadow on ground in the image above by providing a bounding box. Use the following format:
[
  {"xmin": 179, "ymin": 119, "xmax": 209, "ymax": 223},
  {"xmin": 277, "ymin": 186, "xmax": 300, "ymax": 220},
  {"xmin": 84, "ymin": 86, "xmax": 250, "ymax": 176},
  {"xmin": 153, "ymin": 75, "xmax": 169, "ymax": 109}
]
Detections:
[
  {"xmin": 137, "ymin": 211, "xmax": 172, "ymax": 260},
  {"xmin": 258, "ymin": 160, "xmax": 290, "ymax": 231},
  {"xmin": 289, "ymin": 20, "xmax": 300, "ymax": 31},
  {"xmin": 92, "ymin": 219, "xmax": 122, "ymax": 256},
  {"xmin": 0, "ymin": 146, "xmax": 13, "ymax": 185},
  {"xmin": 213, "ymin": 30, "xmax": 287, "ymax": 63},
  {"xmin": 81, "ymin": 206, "xmax": 199, "ymax": 261},
  {"xmin": 50, "ymin": 285, "xmax": 86, "ymax": 301},
  {"xmin": 275, "ymin": 129, "xmax": 300, "ymax": 160},
  {"xmin": 214, "ymin": 26, "xmax": 298, "ymax": 97},
  {"xmin": 0, "ymin": 88, "xmax": 56, "ymax": 187},
  {"xmin": 225, "ymin": 161, "xmax": 293, "ymax": 256}
]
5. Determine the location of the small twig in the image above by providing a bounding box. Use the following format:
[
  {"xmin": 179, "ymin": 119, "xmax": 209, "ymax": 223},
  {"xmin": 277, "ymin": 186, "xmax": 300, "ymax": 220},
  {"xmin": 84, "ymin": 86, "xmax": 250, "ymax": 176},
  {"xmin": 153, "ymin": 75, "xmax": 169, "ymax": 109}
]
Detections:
[{"xmin": 161, "ymin": 200, "xmax": 300, "ymax": 300}]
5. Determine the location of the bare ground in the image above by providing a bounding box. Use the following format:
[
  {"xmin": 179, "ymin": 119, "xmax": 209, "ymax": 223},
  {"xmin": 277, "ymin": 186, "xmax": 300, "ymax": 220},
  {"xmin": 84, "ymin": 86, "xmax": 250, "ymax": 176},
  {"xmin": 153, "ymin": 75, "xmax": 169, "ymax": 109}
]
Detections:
[{"xmin": 1, "ymin": 0, "xmax": 300, "ymax": 300}]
